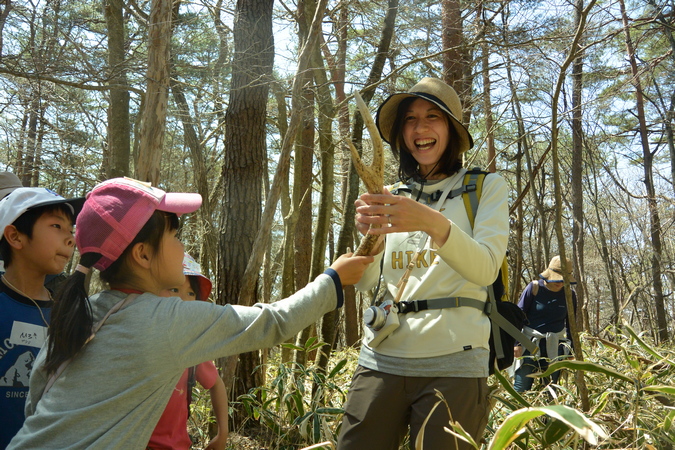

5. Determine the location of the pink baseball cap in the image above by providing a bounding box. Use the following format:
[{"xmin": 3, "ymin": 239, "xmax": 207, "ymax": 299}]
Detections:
[
  {"xmin": 76, "ymin": 177, "xmax": 202, "ymax": 271},
  {"xmin": 182, "ymin": 252, "xmax": 212, "ymax": 300}
]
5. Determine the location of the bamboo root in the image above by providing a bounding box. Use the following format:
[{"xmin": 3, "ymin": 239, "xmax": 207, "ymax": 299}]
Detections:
[{"xmin": 348, "ymin": 91, "xmax": 385, "ymax": 256}]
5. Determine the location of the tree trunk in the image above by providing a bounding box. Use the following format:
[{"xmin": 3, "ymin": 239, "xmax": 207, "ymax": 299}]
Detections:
[
  {"xmin": 590, "ymin": 165, "xmax": 620, "ymax": 324},
  {"xmin": 20, "ymin": 94, "xmax": 40, "ymax": 186},
  {"xmin": 335, "ymin": 0, "xmax": 398, "ymax": 348},
  {"xmin": 442, "ymin": 0, "xmax": 470, "ymax": 112},
  {"xmin": 502, "ymin": 12, "xmax": 527, "ymax": 298},
  {"xmin": 136, "ymin": 0, "xmax": 172, "ymax": 184},
  {"xmin": 169, "ymin": 0, "xmax": 217, "ymax": 276},
  {"xmin": 619, "ymin": 0, "xmax": 668, "ymax": 342},
  {"xmin": 328, "ymin": 3, "xmax": 360, "ymax": 347},
  {"xmin": 479, "ymin": 2, "xmax": 496, "ymax": 173},
  {"xmin": 570, "ymin": 0, "xmax": 587, "ymax": 332},
  {"xmin": 646, "ymin": 0, "xmax": 675, "ymax": 200},
  {"xmin": 549, "ymin": 0, "xmax": 596, "ymax": 412},
  {"xmin": 292, "ymin": 0, "xmax": 317, "ymax": 368},
  {"xmin": 216, "ymin": 0, "xmax": 274, "ymax": 426},
  {"xmin": 0, "ymin": 0, "xmax": 13, "ymax": 60},
  {"xmin": 104, "ymin": 0, "xmax": 130, "ymax": 179},
  {"xmin": 308, "ymin": 17, "xmax": 338, "ymax": 375}
]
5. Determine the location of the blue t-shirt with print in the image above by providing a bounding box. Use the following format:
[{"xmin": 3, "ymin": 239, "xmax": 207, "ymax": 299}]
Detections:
[{"xmin": 0, "ymin": 283, "xmax": 52, "ymax": 448}]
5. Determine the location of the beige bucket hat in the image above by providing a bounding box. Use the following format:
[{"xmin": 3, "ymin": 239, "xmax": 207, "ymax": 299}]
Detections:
[
  {"xmin": 540, "ymin": 255, "xmax": 576, "ymax": 283},
  {"xmin": 375, "ymin": 77, "xmax": 474, "ymax": 154}
]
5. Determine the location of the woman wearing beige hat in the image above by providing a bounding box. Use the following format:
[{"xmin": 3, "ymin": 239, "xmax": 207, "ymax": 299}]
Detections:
[
  {"xmin": 513, "ymin": 255, "xmax": 577, "ymax": 392},
  {"xmin": 337, "ymin": 78, "xmax": 509, "ymax": 449}
]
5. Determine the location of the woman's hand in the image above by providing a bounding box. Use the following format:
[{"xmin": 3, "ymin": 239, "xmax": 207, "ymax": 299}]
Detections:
[{"xmin": 355, "ymin": 190, "xmax": 452, "ymax": 247}]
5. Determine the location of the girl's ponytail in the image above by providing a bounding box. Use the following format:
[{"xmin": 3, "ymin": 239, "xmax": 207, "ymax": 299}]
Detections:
[{"xmin": 45, "ymin": 253, "xmax": 101, "ymax": 374}]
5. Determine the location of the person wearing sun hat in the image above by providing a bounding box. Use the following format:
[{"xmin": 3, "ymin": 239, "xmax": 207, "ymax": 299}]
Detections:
[
  {"xmin": 513, "ymin": 255, "xmax": 578, "ymax": 392},
  {"xmin": 9, "ymin": 177, "xmax": 372, "ymax": 449},
  {"xmin": 338, "ymin": 78, "xmax": 509, "ymax": 449},
  {"xmin": 0, "ymin": 186, "xmax": 84, "ymax": 447}
]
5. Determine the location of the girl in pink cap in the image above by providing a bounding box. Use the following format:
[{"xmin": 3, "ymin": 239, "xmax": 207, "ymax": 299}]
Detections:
[{"xmin": 9, "ymin": 177, "xmax": 372, "ymax": 449}]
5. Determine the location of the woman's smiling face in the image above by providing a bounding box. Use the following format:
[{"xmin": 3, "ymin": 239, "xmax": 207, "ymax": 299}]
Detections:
[{"xmin": 402, "ymin": 98, "xmax": 450, "ymax": 178}]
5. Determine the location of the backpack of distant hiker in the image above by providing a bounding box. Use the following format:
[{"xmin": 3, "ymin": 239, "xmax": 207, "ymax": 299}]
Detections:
[{"xmin": 392, "ymin": 168, "xmax": 537, "ymax": 374}]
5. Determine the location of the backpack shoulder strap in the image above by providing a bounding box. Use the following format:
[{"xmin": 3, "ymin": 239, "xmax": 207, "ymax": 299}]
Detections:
[
  {"xmin": 187, "ymin": 365, "xmax": 197, "ymax": 416},
  {"xmin": 530, "ymin": 280, "xmax": 539, "ymax": 297},
  {"xmin": 462, "ymin": 167, "xmax": 488, "ymax": 228}
]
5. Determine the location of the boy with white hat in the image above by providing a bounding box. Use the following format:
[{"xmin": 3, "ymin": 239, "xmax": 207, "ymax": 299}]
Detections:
[{"xmin": 0, "ymin": 187, "xmax": 84, "ymax": 447}]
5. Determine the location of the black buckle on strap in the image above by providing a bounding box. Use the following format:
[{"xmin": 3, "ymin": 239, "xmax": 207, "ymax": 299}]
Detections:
[
  {"xmin": 428, "ymin": 190, "xmax": 444, "ymax": 202},
  {"xmin": 399, "ymin": 299, "xmax": 427, "ymax": 314},
  {"xmin": 465, "ymin": 183, "xmax": 478, "ymax": 193}
]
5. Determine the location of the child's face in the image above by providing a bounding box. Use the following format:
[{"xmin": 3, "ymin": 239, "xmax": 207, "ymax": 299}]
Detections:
[
  {"xmin": 151, "ymin": 227, "xmax": 186, "ymax": 292},
  {"xmin": 160, "ymin": 278, "xmax": 197, "ymax": 301},
  {"xmin": 19, "ymin": 209, "xmax": 75, "ymax": 275}
]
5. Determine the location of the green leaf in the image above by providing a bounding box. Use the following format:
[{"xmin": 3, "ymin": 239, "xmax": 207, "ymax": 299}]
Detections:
[
  {"xmin": 622, "ymin": 325, "xmax": 675, "ymax": 367},
  {"xmin": 444, "ymin": 421, "xmax": 479, "ymax": 448},
  {"xmin": 622, "ymin": 348, "xmax": 640, "ymax": 370},
  {"xmin": 328, "ymin": 358, "xmax": 348, "ymax": 379},
  {"xmin": 664, "ymin": 410, "xmax": 675, "ymax": 431},
  {"xmin": 488, "ymin": 405, "xmax": 607, "ymax": 449},
  {"xmin": 541, "ymin": 418, "xmax": 570, "ymax": 446},
  {"xmin": 536, "ymin": 359, "xmax": 633, "ymax": 383},
  {"xmin": 281, "ymin": 343, "xmax": 305, "ymax": 351},
  {"xmin": 493, "ymin": 364, "xmax": 532, "ymax": 409},
  {"xmin": 304, "ymin": 336, "xmax": 318, "ymax": 349},
  {"xmin": 316, "ymin": 407, "xmax": 344, "ymax": 415},
  {"xmin": 642, "ymin": 385, "xmax": 675, "ymax": 396},
  {"xmin": 307, "ymin": 340, "xmax": 326, "ymax": 353},
  {"xmin": 313, "ymin": 412, "xmax": 321, "ymax": 442}
]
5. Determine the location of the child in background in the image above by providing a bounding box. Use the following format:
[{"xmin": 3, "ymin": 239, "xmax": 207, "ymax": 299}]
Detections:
[
  {"xmin": 0, "ymin": 187, "xmax": 84, "ymax": 448},
  {"xmin": 149, "ymin": 253, "xmax": 228, "ymax": 450},
  {"xmin": 9, "ymin": 177, "xmax": 372, "ymax": 449}
]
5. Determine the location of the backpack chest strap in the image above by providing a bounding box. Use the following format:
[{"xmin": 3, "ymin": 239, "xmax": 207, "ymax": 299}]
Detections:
[
  {"xmin": 398, "ymin": 296, "xmax": 485, "ymax": 314},
  {"xmin": 398, "ymin": 296, "xmax": 538, "ymax": 355},
  {"xmin": 391, "ymin": 184, "xmax": 476, "ymax": 205}
]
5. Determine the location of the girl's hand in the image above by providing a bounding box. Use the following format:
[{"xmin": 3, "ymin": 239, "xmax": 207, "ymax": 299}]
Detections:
[
  {"xmin": 205, "ymin": 433, "xmax": 227, "ymax": 450},
  {"xmin": 330, "ymin": 253, "xmax": 374, "ymax": 286}
]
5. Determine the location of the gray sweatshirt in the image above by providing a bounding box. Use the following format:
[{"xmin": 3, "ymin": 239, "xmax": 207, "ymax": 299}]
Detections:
[{"xmin": 9, "ymin": 273, "xmax": 338, "ymax": 449}]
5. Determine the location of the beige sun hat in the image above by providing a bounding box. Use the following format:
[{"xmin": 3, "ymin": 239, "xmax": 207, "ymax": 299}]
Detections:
[
  {"xmin": 375, "ymin": 77, "xmax": 474, "ymax": 154},
  {"xmin": 540, "ymin": 255, "xmax": 576, "ymax": 283}
]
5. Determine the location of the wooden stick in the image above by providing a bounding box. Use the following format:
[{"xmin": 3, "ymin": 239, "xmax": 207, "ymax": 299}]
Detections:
[{"xmin": 348, "ymin": 91, "xmax": 385, "ymax": 256}]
